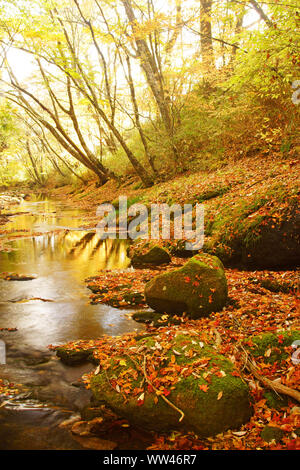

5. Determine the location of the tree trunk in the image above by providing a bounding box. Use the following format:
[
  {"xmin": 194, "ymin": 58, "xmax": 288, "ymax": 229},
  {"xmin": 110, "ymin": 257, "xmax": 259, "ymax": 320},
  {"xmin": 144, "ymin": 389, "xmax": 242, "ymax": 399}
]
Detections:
[
  {"xmin": 26, "ymin": 140, "xmax": 43, "ymax": 185},
  {"xmin": 122, "ymin": 0, "xmax": 173, "ymax": 137},
  {"xmin": 200, "ymin": 0, "xmax": 214, "ymax": 69}
]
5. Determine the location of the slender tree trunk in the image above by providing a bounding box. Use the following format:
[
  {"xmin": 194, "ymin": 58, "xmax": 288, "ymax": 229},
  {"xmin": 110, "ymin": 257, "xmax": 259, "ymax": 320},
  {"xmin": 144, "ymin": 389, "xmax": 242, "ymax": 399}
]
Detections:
[
  {"xmin": 249, "ymin": 0, "xmax": 273, "ymax": 27},
  {"xmin": 200, "ymin": 0, "xmax": 214, "ymax": 69},
  {"xmin": 125, "ymin": 55, "xmax": 157, "ymax": 175},
  {"xmin": 122, "ymin": 0, "xmax": 173, "ymax": 137},
  {"xmin": 26, "ymin": 140, "xmax": 43, "ymax": 185}
]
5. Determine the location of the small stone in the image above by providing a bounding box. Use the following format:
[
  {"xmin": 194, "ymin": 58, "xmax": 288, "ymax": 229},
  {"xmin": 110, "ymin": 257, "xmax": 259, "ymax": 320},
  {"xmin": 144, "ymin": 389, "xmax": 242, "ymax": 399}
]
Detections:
[
  {"xmin": 59, "ymin": 414, "xmax": 81, "ymax": 428},
  {"xmin": 71, "ymin": 421, "xmax": 92, "ymax": 436},
  {"xmin": 131, "ymin": 245, "xmax": 171, "ymax": 266},
  {"xmin": 261, "ymin": 425, "xmax": 285, "ymax": 443}
]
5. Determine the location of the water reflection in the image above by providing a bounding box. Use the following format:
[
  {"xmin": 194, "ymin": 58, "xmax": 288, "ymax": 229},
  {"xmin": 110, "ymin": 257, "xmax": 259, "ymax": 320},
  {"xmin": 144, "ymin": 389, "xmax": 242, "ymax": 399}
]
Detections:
[
  {"xmin": 1, "ymin": 196, "xmax": 90, "ymax": 231},
  {"xmin": 2, "ymin": 231, "xmax": 130, "ymax": 278},
  {"xmin": 0, "ymin": 198, "xmax": 141, "ymax": 350}
]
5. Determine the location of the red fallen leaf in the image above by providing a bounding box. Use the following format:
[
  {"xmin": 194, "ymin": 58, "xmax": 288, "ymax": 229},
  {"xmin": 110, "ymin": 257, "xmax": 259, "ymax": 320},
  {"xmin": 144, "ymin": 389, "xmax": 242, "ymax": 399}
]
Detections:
[
  {"xmin": 232, "ymin": 371, "xmax": 240, "ymax": 377},
  {"xmin": 277, "ymin": 334, "xmax": 284, "ymax": 344},
  {"xmin": 163, "ymin": 389, "xmax": 171, "ymax": 396},
  {"xmin": 198, "ymin": 384, "xmax": 209, "ymax": 392},
  {"xmin": 280, "ymin": 424, "xmax": 293, "ymax": 432},
  {"xmin": 287, "ymin": 439, "xmax": 300, "ymax": 450}
]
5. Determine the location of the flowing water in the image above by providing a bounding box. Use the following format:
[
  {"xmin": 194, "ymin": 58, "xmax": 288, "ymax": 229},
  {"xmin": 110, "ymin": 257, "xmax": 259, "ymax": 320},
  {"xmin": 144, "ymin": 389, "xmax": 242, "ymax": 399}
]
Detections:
[{"xmin": 0, "ymin": 196, "xmax": 146, "ymax": 450}]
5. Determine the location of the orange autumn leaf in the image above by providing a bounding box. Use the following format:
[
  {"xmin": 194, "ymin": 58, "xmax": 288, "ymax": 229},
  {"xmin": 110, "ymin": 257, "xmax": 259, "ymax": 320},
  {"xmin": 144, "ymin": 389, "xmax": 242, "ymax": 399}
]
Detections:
[{"xmin": 198, "ymin": 384, "xmax": 209, "ymax": 392}]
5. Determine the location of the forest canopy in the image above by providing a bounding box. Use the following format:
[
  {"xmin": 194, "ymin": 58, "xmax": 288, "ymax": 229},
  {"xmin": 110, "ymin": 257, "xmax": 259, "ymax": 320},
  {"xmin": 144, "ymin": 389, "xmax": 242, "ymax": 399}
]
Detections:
[{"xmin": 0, "ymin": 0, "xmax": 299, "ymax": 187}]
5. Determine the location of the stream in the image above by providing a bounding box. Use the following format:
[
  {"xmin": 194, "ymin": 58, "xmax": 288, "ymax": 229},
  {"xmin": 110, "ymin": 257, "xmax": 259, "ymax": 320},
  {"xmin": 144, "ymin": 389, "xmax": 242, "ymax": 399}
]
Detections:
[{"xmin": 0, "ymin": 196, "xmax": 146, "ymax": 450}]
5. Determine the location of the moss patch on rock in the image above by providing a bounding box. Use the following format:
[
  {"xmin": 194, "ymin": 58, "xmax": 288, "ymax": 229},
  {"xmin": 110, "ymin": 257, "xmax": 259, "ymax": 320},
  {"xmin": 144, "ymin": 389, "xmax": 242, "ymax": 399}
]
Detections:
[
  {"xmin": 244, "ymin": 330, "xmax": 300, "ymax": 364},
  {"xmin": 56, "ymin": 347, "xmax": 97, "ymax": 366},
  {"xmin": 205, "ymin": 184, "xmax": 299, "ymax": 269},
  {"xmin": 131, "ymin": 245, "xmax": 171, "ymax": 266},
  {"xmin": 144, "ymin": 254, "xmax": 227, "ymax": 318},
  {"xmin": 90, "ymin": 334, "xmax": 251, "ymax": 437},
  {"xmin": 263, "ymin": 390, "xmax": 291, "ymax": 410},
  {"xmin": 261, "ymin": 425, "xmax": 285, "ymax": 443}
]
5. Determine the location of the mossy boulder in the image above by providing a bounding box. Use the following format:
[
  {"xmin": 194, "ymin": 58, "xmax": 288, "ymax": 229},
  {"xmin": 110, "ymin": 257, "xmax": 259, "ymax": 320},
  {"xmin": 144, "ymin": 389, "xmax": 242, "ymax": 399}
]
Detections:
[
  {"xmin": 144, "ymin": 254, "xmax": 228, "ymax": 318},
  {"xmin": 251, "ymin": 277, "xmax": 297, "ymax": 294},
  {"xmin": 263, "ymin": 390, "xmax": 291, "ymax": 410},
  {"xmin": 206, "ymin": 190, "xmax": 300, "ymax": 269},
  {"xmin": 56, "ymin": 347, "xmax": 97, "ymax": 366},
  {"xmin": 240, "ymin": 204, "xmax": 300, "ymax": 268},
  {"xmin": 131, "ymin": 245, "xmax": 171, "ymax": 266},
  {"xmin": 244, "ymin": 330, "xmax": 300, "ymax": 364},
  {"xmin": 261, "ymin": 425, "xmax": 285, "ymax": 443},
  {"xmin": 90, "ymin": 334, "xmax": 252, "ymax": 436}
]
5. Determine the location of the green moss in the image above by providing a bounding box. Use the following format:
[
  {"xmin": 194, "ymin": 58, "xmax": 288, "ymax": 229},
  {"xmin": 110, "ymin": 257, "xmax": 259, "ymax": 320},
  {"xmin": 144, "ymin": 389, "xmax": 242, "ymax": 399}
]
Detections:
[
  {"xmin": 56, "ymin": 347, "xmax": 96, "ymax": 365},
  {"xmin": 90, "ymin": 334, "xmax": 251, "ymax": 437},
  {"xmin": 90, "ymin": 291, "xmax": 144, "ymax": 307},
  {"xmin": 194, "ymin": 185, "xmax": 231, "ymax": 203},
  {"xmin": 144, "ymin": 254, "xmax": 228, "ymax": 318},
  {"xmin": 244, "ymin": 330, "xmax": 300, "ymax": 364},
  {"xmin": 206, "ymin": 182, "xmax": 299, "ymax": 267},
  {"xmin": 263, "ymin": 390, "xmax": 290, "ymax": 410},
  {"xmin": 112, "ymin": 195, "xmax": 144, "ymax": 210},
  {"xmin": 80, "ymin": 406, "xmax": 105, "ymax": 421},
  {"xmin": 87, "ymin": 285, "xmax": 109, "ymax": 295},
  {"xmin": 131, "ymin": 245, "xmax": 171, "ymax": 266},
  {"xmin": 261, "ymin": 425, "xmax": 285, "ymax": 443}
]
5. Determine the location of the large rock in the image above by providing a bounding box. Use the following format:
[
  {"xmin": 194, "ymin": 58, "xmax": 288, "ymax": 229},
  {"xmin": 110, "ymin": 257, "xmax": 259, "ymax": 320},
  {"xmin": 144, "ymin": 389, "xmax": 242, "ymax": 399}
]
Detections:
[
  {"xmin": 206, "ymin": 195, "xmax": 300, "ymax": 269},
  {"xmin": 131, "ymin": 245, "xmax": 171, "ymax": 266},
  {"xmin": 144, "ymin": 254, "xmax": 228, "ymax": 318},
  {"xmin": 90, "ymin": 334, "xmax": 252, "ymax": 437},
  {"xmin": 240, "ymin": 206, "xmax": 300, "ymax": 268}
]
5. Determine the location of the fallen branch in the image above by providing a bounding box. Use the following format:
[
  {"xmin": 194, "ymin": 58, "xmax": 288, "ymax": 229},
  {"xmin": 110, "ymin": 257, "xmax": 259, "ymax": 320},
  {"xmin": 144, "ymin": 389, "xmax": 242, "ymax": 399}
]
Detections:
[
  {"xmin": 126, "ymin": 353, "xmax": 185, "ymax": 423},
  {"xmin": 240, "ymin": 347, "xmax": 300, "ymax": 403},
  {"xmin": 214, "ymin": 329, "xmax": 222, "ymax": 348},
  {"xmin": 142, "ymin": 355, "xmax": 185, "ymax": 423}
]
